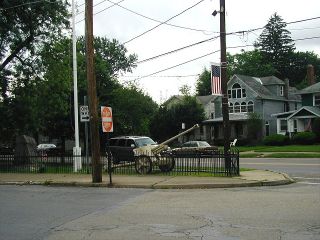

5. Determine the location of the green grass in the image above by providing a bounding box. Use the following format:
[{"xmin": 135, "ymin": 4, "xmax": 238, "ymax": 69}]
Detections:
[
  {"xmin": 266, "ymin": 153, "xmax": 320, "ymax": 158},
  {"xmin": 235, "ymin": 144, "xmax": 320, "ymax": 153}
]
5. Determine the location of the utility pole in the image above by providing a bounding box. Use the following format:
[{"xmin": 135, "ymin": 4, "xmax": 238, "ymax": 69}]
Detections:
[
  {"xmin": 219, "ymin": 0, "xmax": 231, "ymax": 172},
  {"xmin": 85, "ymin": 0, "xmax": 102, "ymax": 183},
  {"xmin": 72, "ymin": 0, "xmax": 81, "ymax": 171}
]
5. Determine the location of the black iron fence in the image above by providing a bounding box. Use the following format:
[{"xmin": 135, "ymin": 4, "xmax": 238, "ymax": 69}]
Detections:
[{"xmin": 0, "ymin": 150, "xmax": 239, "ymax": 177}]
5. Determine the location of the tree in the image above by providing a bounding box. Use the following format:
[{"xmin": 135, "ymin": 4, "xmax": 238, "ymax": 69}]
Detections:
[
  {"xmin": 254, "ymin": 13, "xmax": 295, "ymax": 80},
  {"xmin": 227, "ymin": 50, "xmax": 276, "ymax": 77},
  {"xmin": 0, "ymin": 0, "xmax": 70, "ymax": 100},
  {"xmin": 151, "ymin": 96, "xmax": 205, "ymax": 143},
  {"xmin": 195, "ymin": 68, "xmax": 211, "ymax": 95}
]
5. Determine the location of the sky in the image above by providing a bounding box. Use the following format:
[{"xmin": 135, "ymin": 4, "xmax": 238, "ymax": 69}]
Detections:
[{"xmin": 74, "ymin": 0, "xmax": 320, "ymax": 103}]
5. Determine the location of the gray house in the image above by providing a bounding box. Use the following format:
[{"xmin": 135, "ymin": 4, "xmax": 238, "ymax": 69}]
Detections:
[
  {"xmin": 202, "ymin": 75, "xmax": 301, "ymax": 144},
  {"xmin": 272, "ymin": 82, "xmax": 320, "ymax": 136}
]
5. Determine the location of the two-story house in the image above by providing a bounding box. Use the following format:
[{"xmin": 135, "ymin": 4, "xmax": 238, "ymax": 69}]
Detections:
[
  {"xmin": 202, "ymin": 74, "xmax": 301, "ymax": 144},
  {"xmin": 272, "ymin": 82, "xmax": 320, "ymax": 136}
]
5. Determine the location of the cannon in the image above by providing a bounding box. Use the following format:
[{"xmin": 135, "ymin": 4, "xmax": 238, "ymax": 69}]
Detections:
[{"xmin": 133, "ymin": 124, "xmax": 199, "ymax": 174}]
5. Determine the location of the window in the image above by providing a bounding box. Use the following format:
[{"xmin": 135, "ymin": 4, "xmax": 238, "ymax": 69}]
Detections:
[
  {"xmin": 294, "ymin": 102, "xmax": 298, "ymax": 110},
  {"xmin": 242, "ymin": 88, "xmax": 246, "ymax": 97},
  {"xmin": 234, "ymin": 102, "xmax": 240, "ymax": 113},
  {"xmin": 240, "ymin": 102, "xmax": 247, "ymax": 112},
  {"xmin": 230, "ymin": 83, "xmax": 246, "ymax": 99},
  {"xmin": 227, "ymin": 89, "xmax": 231, "ymax": 98},
  {"xmin": 280, "ymin": 120, "xmax": 287, "ymax": 132},
  {"xmin": 314, "ymin": 93, "xmax": 320, "ymax": 106},
  {"xmin": 280, "ymin": 86, "xmax": 284, "ymax": 96},
  {"xmin": 211, "ymin": 112, "xmax": 214, "ymax": 119},
  {"xmin": 247, "ymin": 101, "xmax": 254, "ymax": 112},
  {"xmin": 229, "ymin": 102, "xmax": 234, "ymax": 113}
]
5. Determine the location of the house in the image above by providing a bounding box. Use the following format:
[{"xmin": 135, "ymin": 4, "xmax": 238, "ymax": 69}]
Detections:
[
  {"xmin": 272, "ymin": 81, "xmax": 320, "ymax": 136},
  {"xmin": 202, "ymin": 74, "xmax": 301, "ymax": 144}
]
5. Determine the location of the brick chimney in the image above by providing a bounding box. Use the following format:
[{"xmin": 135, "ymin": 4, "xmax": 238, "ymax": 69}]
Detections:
[{"xmin": 307, "ymin": 64, "xmax": 315, "ymax": 86}]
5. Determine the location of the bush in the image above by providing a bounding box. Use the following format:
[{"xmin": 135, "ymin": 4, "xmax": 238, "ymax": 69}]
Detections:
[
  {"xmin": 263, "ymin": 134, "xmax": 289, "ymax": 146},
  {"xmin": 292, "ymin": 131, "xmax": 317, "ymax": 145}
]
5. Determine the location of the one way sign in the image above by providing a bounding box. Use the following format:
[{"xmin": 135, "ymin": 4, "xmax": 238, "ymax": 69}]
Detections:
[{"xmin": 80, "ymin": 105, "xmax": 90, "ymax": 122}]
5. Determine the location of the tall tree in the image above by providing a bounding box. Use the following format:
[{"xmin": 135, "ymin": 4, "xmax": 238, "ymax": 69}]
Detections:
[
  {"xmin": 0, "ymin": 0, "xmax": 69, "ymax": 100},
  {"xmin": 151, "ymin": 96, "xmax": 205, "ymax": 143},
  {"xmin": 254, "ymin": 13, "xmax": 295, "ymax": 79},
  {"xmin": 196, "ymin": 68, "xmax": 211, "ymax": 95},
  {"xmin": 227, "ymin": 50, "xmax": 276, "ymax": 78}
]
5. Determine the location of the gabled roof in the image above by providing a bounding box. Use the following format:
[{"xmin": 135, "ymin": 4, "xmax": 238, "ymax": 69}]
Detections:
[
  {"xmin": 232, "ymin": 74, "xmax": 301, "ymax": 101},
  {"xmin": 287, "ymin": 106, "xmax": 320, "ymax": 119},
  {"xmin": 297, "ymin": 82, "xmax": 320, "ymax": 95},
  {"xmin": 196, "ymin": 95, "xmax": 218, "ymax": 105}
]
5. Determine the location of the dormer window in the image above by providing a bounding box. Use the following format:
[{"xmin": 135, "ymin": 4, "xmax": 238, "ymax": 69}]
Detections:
[{"xmin": 280, "ymin": 86, "xmax": 284, "ymax": 96}]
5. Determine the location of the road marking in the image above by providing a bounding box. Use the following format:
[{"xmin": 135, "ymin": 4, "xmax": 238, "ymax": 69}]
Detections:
[
  {"xmin": 293, "ymin": 177, "xmax": 320, "ymax": 180},
  {"xmin": 296, "ymin": 182, "xmax": 320, "ymax": 185},
  {"xmin": 241, "ymin": 163, "xmax": 320, "ymax": 166}
]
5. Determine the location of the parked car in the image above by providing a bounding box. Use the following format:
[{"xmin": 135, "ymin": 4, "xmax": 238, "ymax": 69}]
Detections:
[
  {"xmin": 172, "ymin": 141, "xmax": 218, "ymax": 156},
  {"xmin": 107, "ymin": 136, "xmax": 157, "ymax": 163},
  {"xmin": 37, "ymin": 144, "xmax": 56, "ymax": 150}
]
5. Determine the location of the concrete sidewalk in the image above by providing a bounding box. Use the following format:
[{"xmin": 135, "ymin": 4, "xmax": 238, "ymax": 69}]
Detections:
[{"xmin": 0, "ymin": 170, "xmax": 294, "ymax": 189}]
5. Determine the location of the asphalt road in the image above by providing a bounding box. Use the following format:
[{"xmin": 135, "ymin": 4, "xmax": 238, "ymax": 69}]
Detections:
[
  {"xmin": 240, "ymin": 157, "xmax": 320, "ymax": 184},
  {"xmin": 0, "ymin": 184, "xmax": 319, "ymax": 240}
]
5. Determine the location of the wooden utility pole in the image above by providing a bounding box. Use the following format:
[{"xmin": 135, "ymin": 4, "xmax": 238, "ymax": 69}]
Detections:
[
  {"xmin": 85, "ymin": 0, "xmax": 102, "ymax": 182},
  {"xmin": 219, "ymin": 0, "xmax": 231, "ymax": 171}
]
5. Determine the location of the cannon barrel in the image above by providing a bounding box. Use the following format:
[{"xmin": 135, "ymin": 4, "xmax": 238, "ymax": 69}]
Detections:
[{"xmin": 151, "ymin": 124, "xmax": 199, "ymax": 155}]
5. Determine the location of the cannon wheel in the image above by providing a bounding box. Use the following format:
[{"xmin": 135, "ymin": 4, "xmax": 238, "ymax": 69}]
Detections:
[
  {"xmin": 135, "ymin": 155, "xmax": 152, "ymax": 174},
  {"xmin": 158, "ymin": 157, "xmax": 175, "ymax": 172}
]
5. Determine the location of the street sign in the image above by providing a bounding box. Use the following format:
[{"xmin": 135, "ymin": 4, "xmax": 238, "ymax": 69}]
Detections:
[
  {"xmin": 101, "ymin": 106, "xmax": 113, "ymax": 132},
  {"xmin": 80, "ymin": 105, "xmax": 90, "ymax": 122}
]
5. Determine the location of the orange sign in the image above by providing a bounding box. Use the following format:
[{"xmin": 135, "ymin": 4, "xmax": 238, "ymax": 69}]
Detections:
[{"xmin": 101, "ymin": 106, "xmax": 113, "ymax": 132}]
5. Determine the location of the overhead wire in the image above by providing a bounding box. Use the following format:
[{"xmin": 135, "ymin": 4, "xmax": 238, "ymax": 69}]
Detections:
[
  {"xmin": 0, "ymin": 0, "xmax": 54, "ymax": 10},
  {"xmin": 122, "ymin": 0, "xmax": 206, "ymax": 45},
  {"xmin": 105, "ymin": 0, "xmax": 217, "ymax": 34},
  {"xmin": 124, "ymin": 34, "xmax": 319, "ymax": 82}
]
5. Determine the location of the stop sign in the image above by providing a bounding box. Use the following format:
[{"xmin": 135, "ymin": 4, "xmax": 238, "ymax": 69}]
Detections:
[{"xmin": 101, "ymin": 106, "xmax": 113, "ymax": 132}]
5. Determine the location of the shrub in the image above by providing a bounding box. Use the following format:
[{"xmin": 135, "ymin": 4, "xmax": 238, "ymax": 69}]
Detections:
[
  {"xmin": 263, "ymin": 134, "xmax": 289, "ymax": 146},
  {"xmin": 292, "ymin": 131, "xmax": 317, "ymax": 145}
]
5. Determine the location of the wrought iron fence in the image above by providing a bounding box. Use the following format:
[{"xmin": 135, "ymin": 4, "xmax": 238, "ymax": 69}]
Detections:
[{"xmin": 0, "ymin": 150, "xmax": 239, "ymax": 177}]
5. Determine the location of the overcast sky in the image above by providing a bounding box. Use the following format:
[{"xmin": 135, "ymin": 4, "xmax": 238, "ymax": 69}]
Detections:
[{"xmin": 74, "ymin": 0, "xmax": 320, "ymax": 103}]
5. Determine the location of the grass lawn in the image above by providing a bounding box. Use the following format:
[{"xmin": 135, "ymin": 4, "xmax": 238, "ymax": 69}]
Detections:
[{"xmin": 236, "ymin": 145, "xmax": 320, "ymax": 153}]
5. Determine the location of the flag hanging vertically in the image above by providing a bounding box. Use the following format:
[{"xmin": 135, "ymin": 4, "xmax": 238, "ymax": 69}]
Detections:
[{"xmin": 211, "ymin": 64, "xmax": 222, "ymax": 95}]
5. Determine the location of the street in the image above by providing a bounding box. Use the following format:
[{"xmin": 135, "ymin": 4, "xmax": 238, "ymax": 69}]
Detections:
[
  {"xmin": 241, "ymin": 157, "xmax": 320, "ymax": 184},
  {"xmin": 0, "ymin": 157, "xmax": 319, "ymax": 240}
]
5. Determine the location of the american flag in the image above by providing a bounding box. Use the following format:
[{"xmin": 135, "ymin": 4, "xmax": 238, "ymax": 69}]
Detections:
[{"xmin": 211, "ymin": 64, "xmax": 222, "ymax": 95}]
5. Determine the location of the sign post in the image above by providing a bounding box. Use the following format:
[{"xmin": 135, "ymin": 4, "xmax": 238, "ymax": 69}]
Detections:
[{"xmin": 101, "ymin": 106, "xmax": 113, "ymax": 185}]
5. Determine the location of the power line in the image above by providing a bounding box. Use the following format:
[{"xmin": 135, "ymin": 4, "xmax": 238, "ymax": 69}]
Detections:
[
  {"xmin": 137, "ymin": 36, "xmax": 219, "ymax": 64},
  {"xmin": 1, "ymin": 0, "xmax": 54, "ymax": 10},
  {"xmin": 76, "ymin": 0, "xmax": 107, "ymax": 15},
  {"xmin": 128, "ymin": 34, "xmax": 319, "ymax": 82},
  {"xmin": 105, "ymin": 0, "xmax": 216, "ymax": 34},
  {"xmin": 122, "ymin": 0, "xmax": 206, "ymax": 45},
  {"xmin": 121, "ymin": 74, "xmax": 200, "ymax": 78},
  {"xmin": 76, "ymin": 0, "xmax": 125, "ymax": 23}
]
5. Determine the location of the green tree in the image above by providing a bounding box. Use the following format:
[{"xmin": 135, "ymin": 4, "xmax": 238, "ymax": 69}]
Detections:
[
  {"xmin": 254, "ymin": 13, "xmax": 295, "ymax": 80},
  {"xmin": 227, "ymin": 50, "xmax": 276, "ymax": 77},
  {"xmin": 0, "ymin": 0, "xmax": 70, "ymax": 100},
  {"xmin": 195, "ymin": 68, "xmax": 211, "ymax": 95},
  {"xmin": 109, "ymin": 85, "xmax": 158, "ymax": 136},
  {"xmin": 151, "ymin": 96, "xmax": 205, "ymax": 142}
]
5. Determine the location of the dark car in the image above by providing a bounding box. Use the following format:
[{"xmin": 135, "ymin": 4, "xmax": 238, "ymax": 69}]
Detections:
[
  {"xmin": 106, "ymin": 136, "xmax": 156, "ymax": 163},
  {"xmin": 172, "ymin": 141, "xmax": 218, "ymax": 156}
]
